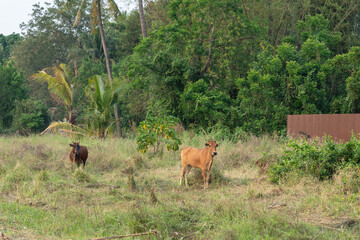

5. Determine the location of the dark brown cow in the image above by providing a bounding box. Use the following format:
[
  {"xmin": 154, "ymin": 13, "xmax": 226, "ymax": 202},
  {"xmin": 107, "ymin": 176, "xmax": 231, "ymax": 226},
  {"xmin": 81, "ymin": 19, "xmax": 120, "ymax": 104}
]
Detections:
[
  {"xmin": 69, "ymin": 142, "xmax": 88, "ymax": 168},
  {"xmin": 180, "ymin": 140, "xmax": 219, "ymax": 189}
]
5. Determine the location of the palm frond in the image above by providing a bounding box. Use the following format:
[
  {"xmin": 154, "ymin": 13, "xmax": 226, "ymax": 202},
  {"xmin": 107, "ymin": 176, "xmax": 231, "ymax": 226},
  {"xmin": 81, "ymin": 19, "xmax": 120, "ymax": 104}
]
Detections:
[
  {"xmin": 31, "ymin": 67, "xmax": 73, "ymax": 109},
  {"xmin": 74, "ymin": 0, "xmax": 87, "ymax": 27},
  {"xmin": 48, "ymin": 82, "xmax": 73, "ymax": 107},
  {"xmin": 104, "ymin": 118, "xmax": 122, "ymax": 138},
  {"xmin": 59, "ymin": 64, "xmax": 74, "ymax": 86},
  {"xmin": 112, "ymin": 78, "xmax": 126, "ymax": 99},
  {"xmin": 41, "ymin": 121, "xmax": 92, "ymax": 137},
  {"xmin": 31, "ymin": 71, "xmax": 55, "ymax": 84},
  {"xmin": 52, "ymin": 65, "xmax": 66, "ymax": 84},
  {"xmin": 89, "ymin": 75, "xmax": 105, "ymax": 106}
]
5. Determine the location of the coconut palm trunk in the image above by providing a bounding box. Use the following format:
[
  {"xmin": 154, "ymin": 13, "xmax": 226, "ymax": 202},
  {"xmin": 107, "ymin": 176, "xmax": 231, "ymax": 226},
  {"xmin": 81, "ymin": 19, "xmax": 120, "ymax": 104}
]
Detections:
[
  {"xmin": 138, "ymin": 0, "xmax": 147, "ymax": 38},
  {"xmin": 96, "ymin": 0, "xmax": 121, "ymax": 135}
]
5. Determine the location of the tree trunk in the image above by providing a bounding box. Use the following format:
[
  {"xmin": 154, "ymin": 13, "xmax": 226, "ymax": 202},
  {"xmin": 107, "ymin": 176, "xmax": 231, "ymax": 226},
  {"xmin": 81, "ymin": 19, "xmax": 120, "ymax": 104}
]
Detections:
[
  {"xmin": 69, "ymin": 109, "xmax": 74, "ymax": 125},
  {"xmin": 96, "ymin": 0, "xmax": 121, "ymax": 136},
  {"xmin": 138, "ymin": 0, "xmax": 147, "ymax": 38}
]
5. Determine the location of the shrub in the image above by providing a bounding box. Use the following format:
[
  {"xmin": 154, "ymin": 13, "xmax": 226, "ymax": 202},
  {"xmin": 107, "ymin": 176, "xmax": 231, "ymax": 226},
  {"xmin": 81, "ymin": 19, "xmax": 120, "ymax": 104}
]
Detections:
[
  {"xmin": 268, "ymin": 136, "xmax": 360, "ymax": 183},
  {"xmin": 136, "ymin": 116, "xmax": 182, "ymax": 153}
]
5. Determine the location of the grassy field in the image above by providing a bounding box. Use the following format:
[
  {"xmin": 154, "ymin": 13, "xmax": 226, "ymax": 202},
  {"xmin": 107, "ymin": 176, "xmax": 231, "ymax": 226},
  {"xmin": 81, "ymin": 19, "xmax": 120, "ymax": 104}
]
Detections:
[{"xmin": 0, "ymin": 133, "xmax": 359, "ymax": 239}]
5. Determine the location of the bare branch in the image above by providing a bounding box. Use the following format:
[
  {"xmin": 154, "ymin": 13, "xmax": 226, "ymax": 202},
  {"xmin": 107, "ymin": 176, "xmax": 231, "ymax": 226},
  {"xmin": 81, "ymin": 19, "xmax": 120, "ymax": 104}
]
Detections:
[
  {"xmin": 200, "ymin": 25, "xmax": 215, "ymax": 76},
  {"xmin": 90, "ymin": 230, "xmax": 157, "ymax": 240}
]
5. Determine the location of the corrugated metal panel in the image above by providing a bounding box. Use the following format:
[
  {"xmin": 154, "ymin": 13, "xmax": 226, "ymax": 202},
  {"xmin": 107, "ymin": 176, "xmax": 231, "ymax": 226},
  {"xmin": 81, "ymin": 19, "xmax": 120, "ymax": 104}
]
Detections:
[{"xmin": 287, "ymin": 114, "xmax": 360, "ymax": 142}]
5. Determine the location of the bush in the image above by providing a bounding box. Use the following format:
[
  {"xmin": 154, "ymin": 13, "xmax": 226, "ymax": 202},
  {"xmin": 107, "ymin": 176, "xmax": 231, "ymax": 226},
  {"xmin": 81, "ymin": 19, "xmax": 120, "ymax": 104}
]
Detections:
[
  {"xmin": 268, "ymin": 136, "xmax": 360, "ymax": 183},
  {"xmin": 136, "ymin": 116, "xmax": 182, "ymax": 153}
]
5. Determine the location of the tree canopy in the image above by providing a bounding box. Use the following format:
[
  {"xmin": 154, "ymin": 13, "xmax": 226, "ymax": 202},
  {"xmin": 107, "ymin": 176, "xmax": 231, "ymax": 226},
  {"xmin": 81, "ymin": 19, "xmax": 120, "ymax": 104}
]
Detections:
[{"xmin": 1, "ymin": 0, "xmax": 359, "ymax": 137}]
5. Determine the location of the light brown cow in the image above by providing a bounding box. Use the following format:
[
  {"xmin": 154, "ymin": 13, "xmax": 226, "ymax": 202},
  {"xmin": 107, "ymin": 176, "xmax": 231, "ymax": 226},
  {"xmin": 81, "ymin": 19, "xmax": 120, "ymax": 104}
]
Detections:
[{"xmin": 180, "ymin": 140, "xmax": 219, "ymax": 189}]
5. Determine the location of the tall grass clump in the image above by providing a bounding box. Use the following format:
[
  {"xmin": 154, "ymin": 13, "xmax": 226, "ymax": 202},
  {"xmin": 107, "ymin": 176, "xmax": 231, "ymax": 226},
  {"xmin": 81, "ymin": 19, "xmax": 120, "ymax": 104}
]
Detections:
[
  {"xmin": 1, "ymin": 163, "xmax": 32, "ymax": 193},
  {"xmin": 334, "ymin": 165, "xmax": 360, "ymax": 194},
  {"xmin": 73, "ymin": 168, "xmax": 93, "ymax": 183},
  {"xmin": 269, "ymin": 136, "xmax": 360, "ymax": 183},
  {"xmin": 126, "ymin": 204, "xmax": 201, "ymax": 238}
]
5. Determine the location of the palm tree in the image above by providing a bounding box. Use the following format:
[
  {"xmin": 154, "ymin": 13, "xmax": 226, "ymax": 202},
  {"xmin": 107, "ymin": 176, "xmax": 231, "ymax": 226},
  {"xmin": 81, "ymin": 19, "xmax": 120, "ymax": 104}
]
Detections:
[
  {"xmin": 138, "ymin": 0, "xmax": 147, "ymax": 38},
  {"xmin": 86, "ymin": 75, "xmax": 124, "ymax": 137},
  {"xmin": 63, "ymin": 0, "xmax": 122, "ymax": 134},
  {"xmin": 31, "ymin": 64, "xmax": 76, "ymax": 124},
  {"xmin": 41, "ymin": 74, "xmax": 124, "ymax": 138}
]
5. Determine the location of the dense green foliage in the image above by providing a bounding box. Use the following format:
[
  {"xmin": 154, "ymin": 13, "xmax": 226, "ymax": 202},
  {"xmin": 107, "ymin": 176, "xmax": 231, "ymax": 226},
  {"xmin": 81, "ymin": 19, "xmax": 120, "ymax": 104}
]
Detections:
[
  {"xmin": 0, "ymin": 33, "xmax": 20, "ymax": 64},
  {"xmin": 0, "ymin": 0, "xmax": 359, "ymax": 136},
  {"xmin": 11, "ymin": 99, "xmax": 50, "ymax": 135},
  {"xmin": 0, "ymin": 62, "xmax": 29, "ymax": 131},
  {"xmin": 269, "ymin": 136, "xmax": 360, "ymax": 183},
  {"xmin": 128, "ymin": 0, "xmax": 264, "ymax": 130}
]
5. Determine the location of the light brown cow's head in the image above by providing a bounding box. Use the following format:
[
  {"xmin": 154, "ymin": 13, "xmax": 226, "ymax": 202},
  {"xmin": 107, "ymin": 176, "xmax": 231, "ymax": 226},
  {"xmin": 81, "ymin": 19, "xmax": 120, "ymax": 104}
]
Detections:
[{"xmin": 205, "ymin": 140, "xmax": 219, "ymax": 156}]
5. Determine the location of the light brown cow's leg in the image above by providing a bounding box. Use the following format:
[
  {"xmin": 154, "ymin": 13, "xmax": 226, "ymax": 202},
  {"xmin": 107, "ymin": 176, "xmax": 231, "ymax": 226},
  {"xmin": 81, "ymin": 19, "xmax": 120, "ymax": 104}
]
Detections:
[
  {"xmin": 205, "ymin": 170, "xmax": 210, "ymax": 189},
  {"xmin": 184, "ymin": 165, "xmax": 192, "ymax": 187},
  {"xmin": 180, "ymin": 165, "xmax": 186, "ymax": 186},
  {"xmin": 202, "ymin": 168, "xmax": 207, "ymax": 190},
  {"xmin": 204, "ymin": 159, "xmax": 213, "ymax": 189}
]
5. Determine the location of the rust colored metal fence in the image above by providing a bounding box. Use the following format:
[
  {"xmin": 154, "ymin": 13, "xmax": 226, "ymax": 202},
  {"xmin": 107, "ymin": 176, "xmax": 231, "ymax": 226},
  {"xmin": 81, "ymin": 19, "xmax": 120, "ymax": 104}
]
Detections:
[{"xmin": 287, "ymin": 114, "xmax": 360, "ymax": 142}]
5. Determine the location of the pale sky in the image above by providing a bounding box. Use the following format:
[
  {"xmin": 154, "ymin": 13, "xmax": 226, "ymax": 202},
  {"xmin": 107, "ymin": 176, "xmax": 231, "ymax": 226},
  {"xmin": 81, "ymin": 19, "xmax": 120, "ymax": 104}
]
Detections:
[{"xmin": 0, "ymin": 0, "xmax": 137, "ymax": 36}]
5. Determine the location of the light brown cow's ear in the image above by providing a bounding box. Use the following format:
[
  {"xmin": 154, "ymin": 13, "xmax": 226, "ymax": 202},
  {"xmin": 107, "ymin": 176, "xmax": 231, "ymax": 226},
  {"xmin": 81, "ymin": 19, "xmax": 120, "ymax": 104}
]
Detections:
[
  {"xmin": 69, "ymin": 144, "xmax": 73, "ymax": 147},
  {"xmin": 216, "ymin": 144, "xmax": 219, "ymax": 147},
  {"xmin": 205, "ymin": 143, "xmax": 209, "ymax": 146}
]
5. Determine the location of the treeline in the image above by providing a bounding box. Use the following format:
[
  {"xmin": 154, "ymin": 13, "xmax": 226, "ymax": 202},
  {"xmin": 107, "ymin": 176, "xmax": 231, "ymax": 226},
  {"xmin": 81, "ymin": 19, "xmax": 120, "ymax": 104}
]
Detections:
[{"xmin": 0, "ymin": 0, "xmax": 359, "ymax": 137}]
